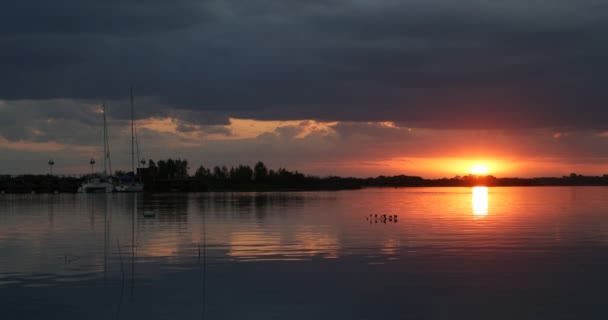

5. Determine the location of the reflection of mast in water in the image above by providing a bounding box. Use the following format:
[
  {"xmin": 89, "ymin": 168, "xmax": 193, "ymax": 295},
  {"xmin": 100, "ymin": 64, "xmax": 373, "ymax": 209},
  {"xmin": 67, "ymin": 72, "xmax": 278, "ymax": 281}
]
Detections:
[
  {"xmin": 103, "ymin": 195, "xmax": 113, "ymax": 281},
  {"xmin": 131, "ymin": 194, "xmax": 137, "ymax": 300},
  {"xmin": 90, "ymin": 197, "xmax": 95, "ymax": 230},
  {"xmin": 472, "ymin": 186, "xmax": 489, "ymax": 217},
  {"xmin": 201, "ymin": 205, "xmax": 207, "ymax": 320},
  {"xmin": 103, "ymin": 197, "xmax": 107, "ymax": 280}
]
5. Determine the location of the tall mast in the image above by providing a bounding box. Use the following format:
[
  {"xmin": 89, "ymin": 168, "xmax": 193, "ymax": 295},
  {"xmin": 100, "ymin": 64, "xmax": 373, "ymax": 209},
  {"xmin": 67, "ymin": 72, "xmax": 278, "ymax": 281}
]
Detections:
[
  {"xmin": 102, "ymin": 102, "xmax": 107, "ymax": 175},
  {"xmin": 102, "ymin": 102, "xmax": 112, "ymax": 176},
  {"xmin": 135, "ymin": 121, "xmax": 141, "ymax": 179},
  {"xmin": 130, "ymin": 86, "xmax": 135, "ymax": 175}
]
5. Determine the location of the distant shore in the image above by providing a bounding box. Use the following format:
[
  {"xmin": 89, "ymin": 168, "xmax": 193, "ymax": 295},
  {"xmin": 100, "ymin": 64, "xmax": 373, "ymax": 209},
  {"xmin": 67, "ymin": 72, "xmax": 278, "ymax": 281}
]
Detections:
[{"xmin": 1, "ymin": 173, "xmax": 607, "ymax": 194}]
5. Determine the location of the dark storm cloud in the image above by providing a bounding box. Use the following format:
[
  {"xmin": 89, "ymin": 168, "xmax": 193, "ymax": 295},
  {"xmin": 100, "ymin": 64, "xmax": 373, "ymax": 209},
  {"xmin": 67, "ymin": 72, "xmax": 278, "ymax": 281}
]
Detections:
[
  {"xmin": 2, "ymin": 0, "xmax": 608, "ymax": 129},
  {"xmin": 1, "ymin": 0, "xmax": 207, "ymax": 36}
]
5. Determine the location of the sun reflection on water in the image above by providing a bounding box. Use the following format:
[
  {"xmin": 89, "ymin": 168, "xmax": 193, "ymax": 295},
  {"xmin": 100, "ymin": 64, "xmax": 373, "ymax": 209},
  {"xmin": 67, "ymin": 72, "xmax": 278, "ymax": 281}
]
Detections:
[{"xmin": 472, "ymin": 186, "xmax": 488, "ymax": 217}]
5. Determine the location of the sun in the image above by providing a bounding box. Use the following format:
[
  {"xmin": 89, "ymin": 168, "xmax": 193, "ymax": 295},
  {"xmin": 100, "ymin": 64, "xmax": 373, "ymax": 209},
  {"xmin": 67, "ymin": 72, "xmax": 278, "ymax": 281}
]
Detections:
[{"xmin": 470, "ymin": 164, "xmax": 489, "ymax": 175}]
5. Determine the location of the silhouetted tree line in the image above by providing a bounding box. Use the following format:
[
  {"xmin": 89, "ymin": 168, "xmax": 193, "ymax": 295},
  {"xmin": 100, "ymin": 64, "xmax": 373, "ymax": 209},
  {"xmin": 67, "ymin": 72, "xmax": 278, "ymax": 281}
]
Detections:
[
  {"xmin": 146, "ymin": 158, "xmax": 189, "ymax": 180},
  {"xmin": 2, "ymin": 164, "xmax": 608, "ymax": 193},
  {"xmin": 136, "ymin": 160, "xmax": 359, "ymax": 192},
  {"xmin": 0, "ymin": 174, "xmax": 81, "ymax": 193},
  {"xmin": 362, "ymin": 173, "xmax": 608, "ymax": 187},
  {"xmin": 191, "ymin": 161, "xmax": 360, "ymax": 191}
]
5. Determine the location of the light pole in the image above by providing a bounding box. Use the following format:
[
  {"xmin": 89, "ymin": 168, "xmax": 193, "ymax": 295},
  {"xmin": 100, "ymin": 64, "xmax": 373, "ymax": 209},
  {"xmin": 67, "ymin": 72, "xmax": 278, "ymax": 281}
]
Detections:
[
  {"xmin": 90, "ymin": 158, "xmax": 95, "ymax": 175},
  {"xmin": 48, "ymin": 160, "xmax": 54, "ymax": 176}
]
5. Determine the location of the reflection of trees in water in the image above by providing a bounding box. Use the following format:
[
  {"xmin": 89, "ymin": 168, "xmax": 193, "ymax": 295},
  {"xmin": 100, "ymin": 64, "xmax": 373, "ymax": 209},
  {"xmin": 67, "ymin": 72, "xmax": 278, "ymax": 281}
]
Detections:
[{"xmin": 197, "ymin": 192, "xmax": 316, "ymax": 220}]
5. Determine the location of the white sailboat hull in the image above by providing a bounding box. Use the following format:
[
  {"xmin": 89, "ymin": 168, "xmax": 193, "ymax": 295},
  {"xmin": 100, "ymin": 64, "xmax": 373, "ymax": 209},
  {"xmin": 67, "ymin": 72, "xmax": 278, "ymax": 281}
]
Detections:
[{"xmin": 78, "ymin": 180, "xmax": 114, "ymax": 193}]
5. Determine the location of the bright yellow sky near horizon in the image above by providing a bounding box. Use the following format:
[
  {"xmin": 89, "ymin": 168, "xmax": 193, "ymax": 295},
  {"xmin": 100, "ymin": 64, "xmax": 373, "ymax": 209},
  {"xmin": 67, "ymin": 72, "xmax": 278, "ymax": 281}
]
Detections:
[
  {"xmin": 470, "ymin": 164, "xmax": 490, "ymax": 175},
  {"xmin": 347, "ymin": 158, "xmax": 511, "ymax": 178}
]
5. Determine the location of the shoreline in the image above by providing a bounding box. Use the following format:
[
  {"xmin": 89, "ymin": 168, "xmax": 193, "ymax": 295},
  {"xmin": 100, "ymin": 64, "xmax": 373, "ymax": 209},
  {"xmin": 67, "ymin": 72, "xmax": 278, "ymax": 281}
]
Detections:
[{"xmin": 1, "ymin": 174, "xmax": 607, "ymax": 194}]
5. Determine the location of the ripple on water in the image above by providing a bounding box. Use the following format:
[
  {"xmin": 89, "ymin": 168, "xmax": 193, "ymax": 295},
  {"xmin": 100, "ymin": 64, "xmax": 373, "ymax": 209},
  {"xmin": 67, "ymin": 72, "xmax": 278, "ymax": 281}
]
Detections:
[{"xmin": 1, "ymin": 188, "xmax": 608, "ymax": 319}]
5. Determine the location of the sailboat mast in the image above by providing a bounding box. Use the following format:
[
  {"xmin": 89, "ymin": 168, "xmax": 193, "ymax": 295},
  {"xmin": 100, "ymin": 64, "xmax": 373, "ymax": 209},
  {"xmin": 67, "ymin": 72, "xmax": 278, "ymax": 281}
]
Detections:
[
  {"xmin": 102, "ymin": 102, "xmax": 107, "ymax": 175},
  {"xmin": 130, "ymin": 86, "xmax": 135, "ymax": 175},
  {"xmin": 135, "ymin": 123, "xmax": 141, "ymax": 178}
]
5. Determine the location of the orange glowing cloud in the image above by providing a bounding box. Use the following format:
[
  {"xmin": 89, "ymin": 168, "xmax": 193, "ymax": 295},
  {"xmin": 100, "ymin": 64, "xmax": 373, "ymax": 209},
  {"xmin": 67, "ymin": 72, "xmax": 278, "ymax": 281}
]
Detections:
[
  {"xmin": 217, "ymin": 118, "xmax": 337, "ymax": 140},
  {"xmin": 0, "ymin": 137, "xmax": 94, "ymax": 152}
]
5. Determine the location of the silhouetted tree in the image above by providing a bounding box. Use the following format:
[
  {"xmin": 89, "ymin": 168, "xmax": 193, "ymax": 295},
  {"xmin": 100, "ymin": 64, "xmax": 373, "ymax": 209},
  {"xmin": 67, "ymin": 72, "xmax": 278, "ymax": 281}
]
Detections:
[
  {"xmin": 175, "ymin": 159, "xmax": 188, "ymax": 178},
  {"xmin": 195, "ymin": 165, "xmax": 211, "ymax": 179},
  {"xmin": 254, "ymin": 161, "xmax": 268, "ymax": 182},
  {"xmin": 213, "ymin": 166, "xmax": 227, "ymax": 180},
  {"xmin": 152, "ymin": 158, "xmax": 189, "ymax": 180},
  {"xmin": 231, "ymin": 165, "xmax": 253, "ymax": 183},
  {"xmin": 157, "ymin": 160, "xmax": 167, "ymax": 179},
  {"xmin": 166, "ymin": 159, "xmax": 176, "ymax": 179}
]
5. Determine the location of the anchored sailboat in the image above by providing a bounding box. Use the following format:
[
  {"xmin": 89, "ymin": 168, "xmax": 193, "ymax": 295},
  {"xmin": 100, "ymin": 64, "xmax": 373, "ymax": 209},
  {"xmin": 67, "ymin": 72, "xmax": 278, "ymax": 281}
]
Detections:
[
  {"xmin": 79, "ymin": 102, "xmax": 114, "ymax": 193},
  {"xmin": 115, "ymin": 87, "xmax": 144, "ymax": 192}
]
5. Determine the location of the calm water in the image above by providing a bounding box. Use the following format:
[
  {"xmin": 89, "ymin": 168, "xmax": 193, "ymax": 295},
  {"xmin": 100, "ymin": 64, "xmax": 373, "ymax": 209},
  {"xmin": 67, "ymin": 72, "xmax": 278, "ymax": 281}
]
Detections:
[{"xmin": 2, "ymin": 187, "xmax": 608, "ymax": 319}]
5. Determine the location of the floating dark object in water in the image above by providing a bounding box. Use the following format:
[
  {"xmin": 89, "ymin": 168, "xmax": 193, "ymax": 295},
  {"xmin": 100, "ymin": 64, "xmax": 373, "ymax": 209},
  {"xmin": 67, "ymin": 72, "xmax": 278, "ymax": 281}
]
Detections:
[
  {"xmin": 367, "ymin": 214, "xmax": 398, "ymax": 224},
  {"xmin": 143, "ymin": 210, "xmax": 156, "ymax": 218},
  {"xmin": 62, "ymin": 254, "xmax": 80, "ymax": 264}
]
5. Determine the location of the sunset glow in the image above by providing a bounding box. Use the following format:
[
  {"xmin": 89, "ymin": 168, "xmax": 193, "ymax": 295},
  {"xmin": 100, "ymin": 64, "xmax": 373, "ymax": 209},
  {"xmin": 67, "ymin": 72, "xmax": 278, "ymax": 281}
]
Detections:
[
  {"xmin": 470, "ymin": 164, "xmax": 490, "ymax": 175},
  {"xmin": 472, "ymin": 186, "xmax": 489, "ymax": 217},
  {"xmin": 3, "ymin": 0, "xmax": 608, "ymax": 319},
  {"xmin": 2, "ymin": 112, "xmax": 606, "ymax": 177}
]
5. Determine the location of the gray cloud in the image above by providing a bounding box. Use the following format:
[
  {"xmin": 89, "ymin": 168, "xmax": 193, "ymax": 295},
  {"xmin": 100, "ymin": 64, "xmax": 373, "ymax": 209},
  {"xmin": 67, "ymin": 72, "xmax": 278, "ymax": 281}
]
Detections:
[
  {"xmin": 0, "ymin": 97, "xmax": 232, "ymax": 147},
  {"xmin": 0, "ymin": 99, "xmax": 102, "ymax": 143},
  {"xmin": 1, "ymin": 0, "xmax": 608, "ymax": 131}
]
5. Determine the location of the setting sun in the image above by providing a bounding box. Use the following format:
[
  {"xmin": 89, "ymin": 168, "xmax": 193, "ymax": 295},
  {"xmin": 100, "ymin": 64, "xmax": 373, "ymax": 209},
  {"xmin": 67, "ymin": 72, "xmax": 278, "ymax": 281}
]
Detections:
[{"xmin": 470, "ymin": 164, "xmax": 489, "ymax": 175}]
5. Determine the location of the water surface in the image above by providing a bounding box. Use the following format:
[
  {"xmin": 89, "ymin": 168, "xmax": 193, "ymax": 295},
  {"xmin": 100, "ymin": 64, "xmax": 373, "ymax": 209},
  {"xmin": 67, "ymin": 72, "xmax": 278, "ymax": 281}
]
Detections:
[{"xmin": 1, "ymin": 187, "xmax": 608, "ymax": 319}]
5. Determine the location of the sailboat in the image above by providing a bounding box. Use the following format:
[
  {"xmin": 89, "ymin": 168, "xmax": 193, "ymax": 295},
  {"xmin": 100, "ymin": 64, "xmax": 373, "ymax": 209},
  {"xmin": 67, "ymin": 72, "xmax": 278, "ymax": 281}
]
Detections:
[
  {"xmin": 115, "ymin": 87, "xmax": 144, "ymax": 192},
  {"xmin": 78, "ymin": 102, "xmax": 114, "ymax": 193}
]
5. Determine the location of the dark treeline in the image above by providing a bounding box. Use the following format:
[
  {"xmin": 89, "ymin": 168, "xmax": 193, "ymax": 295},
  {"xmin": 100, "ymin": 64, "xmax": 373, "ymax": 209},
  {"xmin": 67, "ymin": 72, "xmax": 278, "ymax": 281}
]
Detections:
[
  {"xmin": 364, "ymin": 173, "xmax": 608, "ymax": 187},
  {"xmin": 2, "ymin": 160, "xmax": 608, "ymax": 193},
  {"xmin": 147, "ymin": 159, "xmax": 189, "ymax": 180},
  {"xmin": 0, "ymin": 175, "xmax": 81, "ymax": 193},
  {"xmin": 141, "ymin": 160, "xmax": 361, "ymax": 192}
]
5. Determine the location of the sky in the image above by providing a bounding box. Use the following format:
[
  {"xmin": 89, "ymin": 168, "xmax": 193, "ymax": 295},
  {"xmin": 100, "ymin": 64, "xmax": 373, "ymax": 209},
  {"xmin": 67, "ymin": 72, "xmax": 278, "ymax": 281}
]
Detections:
[{"xmin": 1, "ymin": 0, "xmax": 608, "ymax": 178}]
